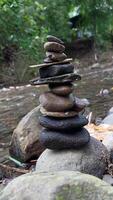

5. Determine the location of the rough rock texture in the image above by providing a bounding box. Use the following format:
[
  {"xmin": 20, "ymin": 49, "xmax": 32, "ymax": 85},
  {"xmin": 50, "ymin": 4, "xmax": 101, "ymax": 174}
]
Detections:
[
  {"xmin": 1, "ymin": 171, "xmax": 113, "ymax": 200},
  {"xmin": 36, "ymin": 137, "xmax": 109, "ymax": 178},
  {"xmin": 9, "ymin": 106, "xmax": 45, "ymax": 162},
  {"xmin": 39, "ymin": 128, "xmax": 90, "ymax": 149}
]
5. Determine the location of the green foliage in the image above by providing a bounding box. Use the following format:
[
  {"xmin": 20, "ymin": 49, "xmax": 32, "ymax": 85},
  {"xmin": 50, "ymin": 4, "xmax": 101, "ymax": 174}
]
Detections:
[{"xmin": 0, "ymin": 0, "xmax": 113, "ymax": 84}]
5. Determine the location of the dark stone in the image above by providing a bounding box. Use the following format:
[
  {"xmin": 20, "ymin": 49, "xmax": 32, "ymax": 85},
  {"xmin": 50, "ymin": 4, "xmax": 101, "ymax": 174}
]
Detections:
[
  {"xmin": 39, "ymin": 92, "xmax": 74, "ymax": 112},
  {"xmin": 44, "ymin": 42, "xmax": 65, "ymax": 53},
  {"xmin": 30, "ymin": 58, "xmax": 73, "ymax": 68},
  {"xmin": 30, "ymin": 73, "xmax": 81, "ymax": 85},
  {"xmin": 39, "ymin": 128, "xmax": 90, "ymax": 150},
  {"xmin": 47, "ymin": 35, "xmax": 64, "ymax": 44},
  {"xmin": 39, "ymin": 63, "xmax": 74, "ymax": 78},
  {"xmin": 46, "ymin": 52, "xmax": 67, "ymax": 62},
  {"xmin": 49, "ymin": 85, "xmax": 73, "ymax": 96},
  {"xmin": 39, "ymin": 115, "xmax": 88, "ymax": 130}
]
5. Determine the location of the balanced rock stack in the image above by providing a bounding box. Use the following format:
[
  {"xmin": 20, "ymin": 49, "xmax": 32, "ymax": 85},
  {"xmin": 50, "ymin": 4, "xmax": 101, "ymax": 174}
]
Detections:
[{"xmin": 30, "ymin": 35, "xmax": 90, "ymax": 150}]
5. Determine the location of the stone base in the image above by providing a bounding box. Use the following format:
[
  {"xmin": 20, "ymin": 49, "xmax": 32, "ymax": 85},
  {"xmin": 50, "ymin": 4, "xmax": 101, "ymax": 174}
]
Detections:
[{"xmin": 36, "ymin": 137, "xmax": 109, "ymax": 178}]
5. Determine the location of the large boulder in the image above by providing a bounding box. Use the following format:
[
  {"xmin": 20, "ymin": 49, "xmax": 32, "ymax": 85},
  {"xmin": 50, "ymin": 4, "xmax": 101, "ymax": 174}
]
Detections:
[
  {"xmin": 36, "ymin": 137, "xmax": 109, "ymax": 178},
  {"xmin": 1, "ymin": 171, "xmax": 113, "ymax": 200},
  {"xmin": 103, "ymin": 133, "xmax": 113, "ymax": 163},
  {"xmin": 101, "ymin": 113, "xmax": 113, "ymax": 126},
  {"xmin": 9, "ymin": 106, "xmax": 45, "ymax": 162}
]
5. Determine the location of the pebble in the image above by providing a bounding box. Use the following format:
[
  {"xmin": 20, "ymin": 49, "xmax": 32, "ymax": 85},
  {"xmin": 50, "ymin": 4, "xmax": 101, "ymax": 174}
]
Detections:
[
  {"xmin": 39, "ymin": 63, "xmax": 74, "ymax": 78},
  {"xmin": 40, "ymin": 106, "xmax": 78, "ymax": 118},
  {"xmin": 39, "ymin": 92, "xmax": 74, "ymax": 112},
  {"xmin": 49, "ymin": 84, "xmax": 73, "ymax": 96},
  {"xmin": 30, "ymin": 73, "xmax": 81, "ymax": 85},
  {"xmin": 46, "ymin": 52, "xmax": 67, "ymax": 62},
  {"xmin": 44, "ymin": 42, "xmax": 65, "ymax": 53},
  {"xmin": 47, "ymin": 35, "xmax": 64, "ymax": 44},
  {"xmin": 39, "ymin": 115, "xmax": 88, "ymax": 130},
  {"xmin": 39, "ymin": 128, "xmax": 90, "ymax": 150}
]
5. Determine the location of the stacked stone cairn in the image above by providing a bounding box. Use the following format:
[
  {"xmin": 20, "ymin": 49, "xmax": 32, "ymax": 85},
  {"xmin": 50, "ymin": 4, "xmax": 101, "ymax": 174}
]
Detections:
[{"xmin": 30, "ymin": 35, "xmax": 90, "ymax": 150}]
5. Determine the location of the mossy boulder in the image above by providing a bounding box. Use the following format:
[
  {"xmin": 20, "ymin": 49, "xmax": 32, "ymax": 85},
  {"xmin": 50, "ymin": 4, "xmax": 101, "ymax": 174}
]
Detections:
[{"xmin": 1, "ymin": 171, "xmax": 113, "ymax": 200}]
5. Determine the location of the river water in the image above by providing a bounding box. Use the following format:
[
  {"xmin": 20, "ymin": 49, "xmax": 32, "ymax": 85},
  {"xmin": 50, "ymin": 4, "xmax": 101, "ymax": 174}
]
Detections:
[{"xmin": 75, "ymin": 61, "xmax": 113, "ymax": 119}]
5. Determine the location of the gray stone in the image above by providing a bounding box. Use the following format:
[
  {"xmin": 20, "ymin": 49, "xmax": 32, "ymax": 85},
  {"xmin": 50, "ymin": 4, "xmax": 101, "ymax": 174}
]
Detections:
[
  {"xmin": 103, "ymin": 174, "xmax": 113, "ymax": 186},
  {"xmin": 39, "ymin": 115, "xmax": 88, "ymax": 130},
  {"xmin": 36, "ymin": 137, "xmax": 109, "ymax": 178},
  {"xmin": 39, "ymin": 128, "xmax": 90, "ymax": 149},
  {"xmin": 1, "ymin": 171, "xmax": 113, "ymax": 200},
  {"xmin": 101, "ymin": 114, "xmax": 113, "ymax": 125},
  {"xmin": 39, "ymin": 63, "xmax": 74, "ymax": 78},
  {"xmin": 9, "ymin": 106, "xmax": 45, "ymax": 162},
  {"xmin": 30, "ymin": 73, "xmax": 81, "ymax": 85},
  {"xmin": 103, "ymin": 133, "xmax": 113, "ymax": 163},
  {"xmin": 44, "ymin": 42, "xmax": 65, "ymax": 53}
]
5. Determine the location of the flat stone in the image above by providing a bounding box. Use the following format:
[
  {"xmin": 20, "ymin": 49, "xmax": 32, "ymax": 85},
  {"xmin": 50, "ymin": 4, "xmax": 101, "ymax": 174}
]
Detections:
[
  {"xmin": 49, "ymin": 84, "xmax": 73, "ymax": 96},
  {"xmin": 29, "ymin": 58, "xmax": 73, "ymax": 68},
  {"xmin": 44, "ymin": 42, "xmax": 65, "ymax": 53},
  {"xmin": 40, "ymin": 106, "xmax": 78, "ymax": 118},
  {"xmin": 39, "ymin": 115, "xmax": 88, "ymax": 130},
  {"xmin": 47, "ymin": 35, "xmax": 64, "ymax": 44},
  {"xmin": 39, "ymin": 63, "xmax": 74, "ymax": 78},
  {"xmin": 39, "ymin": 92, "xmax": 74, "ymax": 112},
  {"xmin": 30, "ymin": 73, "xmax": 81, "ymax": 85},
  {"xmin": 46, "ymin": 52, "xmax": 67, "ymax": 62},
  {"xmin": 36, "ymin": 137, "xmax": 109, "ymax": 179},
  {"xmin": 39, "ymin": 128, "xmax": 90, "ymax": 150}
]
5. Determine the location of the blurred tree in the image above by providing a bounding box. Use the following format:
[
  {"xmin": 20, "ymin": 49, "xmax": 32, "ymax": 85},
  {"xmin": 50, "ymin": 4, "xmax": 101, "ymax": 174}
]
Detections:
[{"xmin": 0, "ymin": 0, "xmax": 113, "ymax": 84}]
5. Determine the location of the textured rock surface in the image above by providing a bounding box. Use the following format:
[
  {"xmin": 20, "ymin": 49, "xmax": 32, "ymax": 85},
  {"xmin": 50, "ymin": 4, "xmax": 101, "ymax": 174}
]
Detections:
[
  {"xmin": 1, "ymin": 171, "xmax": 113, "ymax": 200},
  {"xmin": 39, "ymin": 128, "xmax": 90, "ymax": 149},
  {"xmin": 44, "ymin": 42, "xmax": 65, "ymax": 53},
  {"xmin": 9, "ymin": 106, "xmax": 45, "ymax": 162},
  {"xmin": 39, "ymin": 63, "xmax": 74, "ymax": 78},
  {"xmin": 39, "ymin": 92, "xmax": 74, "ymax": 112},
  {"xmin": 36, "ymin": 137, "xmax": 109, "ymax": 178},
  {"xmin": 39, "ymin": 115, "xmax": 88, "ymax": 130},
  {"xmin": 103, "ymin": 133, "xmax": 113, "ymax": 163}
]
